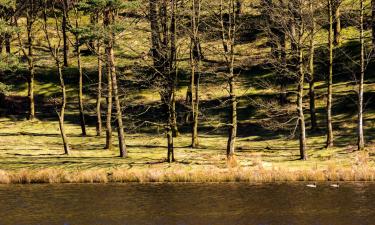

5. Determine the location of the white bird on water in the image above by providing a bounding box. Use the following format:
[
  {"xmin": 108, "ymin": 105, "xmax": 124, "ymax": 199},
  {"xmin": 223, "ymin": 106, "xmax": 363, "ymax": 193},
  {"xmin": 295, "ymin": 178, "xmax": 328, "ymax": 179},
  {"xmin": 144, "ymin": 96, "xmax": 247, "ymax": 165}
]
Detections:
[
  {"xmin": 330, "ymin": 183, "xmax": 340, "ymax": 188},
  {"xmin": 306, "ymin": 183, "xmax": 317, "ymax": 188}
]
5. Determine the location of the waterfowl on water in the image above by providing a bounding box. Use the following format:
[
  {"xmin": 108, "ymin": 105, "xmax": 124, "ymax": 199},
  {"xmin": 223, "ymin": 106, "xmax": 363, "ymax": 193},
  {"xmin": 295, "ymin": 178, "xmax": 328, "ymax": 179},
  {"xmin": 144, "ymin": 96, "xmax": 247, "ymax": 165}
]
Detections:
[
  {"xmin": 306, "ymin": 183, "xmax": 317, "ymax": 188},
  {"xmin": 330, "ymin": 183, "xmax": 339, "ymax": 188}
]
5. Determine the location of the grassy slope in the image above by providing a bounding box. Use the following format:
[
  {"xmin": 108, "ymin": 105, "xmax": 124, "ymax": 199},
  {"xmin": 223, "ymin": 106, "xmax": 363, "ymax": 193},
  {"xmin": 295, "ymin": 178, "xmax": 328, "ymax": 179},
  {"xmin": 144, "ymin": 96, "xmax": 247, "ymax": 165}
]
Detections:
[{"xmin": 0, "ymin": 2, "xmax": 374, "ymax": 178}]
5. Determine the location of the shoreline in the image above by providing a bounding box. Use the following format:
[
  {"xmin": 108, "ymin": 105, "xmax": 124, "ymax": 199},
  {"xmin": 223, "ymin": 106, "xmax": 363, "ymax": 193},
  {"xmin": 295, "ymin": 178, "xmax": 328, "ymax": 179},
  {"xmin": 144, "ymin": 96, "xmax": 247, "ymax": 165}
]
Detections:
[{"xmin": 1, "ymin": 166, "xmax": 374, "ymax": 184}]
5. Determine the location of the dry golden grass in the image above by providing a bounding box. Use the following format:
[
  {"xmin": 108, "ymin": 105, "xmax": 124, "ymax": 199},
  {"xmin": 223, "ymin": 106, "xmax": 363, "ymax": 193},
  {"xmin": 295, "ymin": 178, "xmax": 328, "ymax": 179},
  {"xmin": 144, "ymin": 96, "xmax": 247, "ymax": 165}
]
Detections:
[{"xmin": 1, "ymin": 164, "xmax": 374, "ymax": 184}]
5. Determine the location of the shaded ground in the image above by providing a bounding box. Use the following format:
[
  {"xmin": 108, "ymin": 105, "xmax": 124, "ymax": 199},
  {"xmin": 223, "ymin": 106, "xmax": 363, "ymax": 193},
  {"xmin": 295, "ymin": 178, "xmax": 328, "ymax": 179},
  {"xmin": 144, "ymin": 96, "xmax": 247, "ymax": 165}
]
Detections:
[{"xmin": 0, "ymin": 118, "xmax": 373, "ymax": 172}]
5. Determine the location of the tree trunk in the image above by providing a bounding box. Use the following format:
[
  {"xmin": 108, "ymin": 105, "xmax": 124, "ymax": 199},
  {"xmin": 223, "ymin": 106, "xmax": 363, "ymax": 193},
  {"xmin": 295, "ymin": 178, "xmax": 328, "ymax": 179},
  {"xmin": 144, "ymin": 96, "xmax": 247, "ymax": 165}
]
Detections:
[
  {"xmin": 192, "ymin": 73, "xmax": 200, "ymax": 147},
  {"xmin": 358, "ymin": 0, "xmax": 365, "ymax": 150},
  {"xmin": 167, "ymin": 123, "xmax": 175, "ymax": 163},
  {"xmin": 110, "ymin": 46, "xmax": 127, "ymax": 157},
  {"xmin": 76, "ymin": 32, "xmax": 87, "ymax": 136},
  {"xmin": 62, "ymin": 0, "xmax": 69, "ymax": 67},
  {"xmin": 171, "ymin": 86, "xmax": 179, "ymax": 137},
  {"xmin": 5, "ymin": 33, "xmax": 10, "ymax": 54},
  {"xmin": 88, "ymin": 14, "xmax": 96, "ymax": 53},
  {"xmin": 190, "ymin": 0, "xmax": 201, "ymax": 148},
  {"xmin": 166, "ymin": 88, "xmax": 175, "ymax": 162},
  {"xmin": 190, "ymin": 48, "xmax": 199, "ymax": 148},
  {"xmin": 149, "ymin": 0, "xmax": 162, "ymax": 68},
  {"xmin": 326, "ymin": 0, "xmax": 334, "ymax": 148},
  {"xmin": 57, "ymin": 63, "xmax": 70, "ymax": 155},
  {"xmin": 279, "ymin": 33, "xmax": 287, "ymax": 106},
  {"xmin": 27, "ymin": 64, "xmax": 35, "ymax": 120},
  {"xmin": 104, "ymin": 10, "xmax": 113, "ymax": 150},
  {"xmin": 236, "ymin": 0, "xmax": 243, "ymax": 17},
  {"xmin": 104, "ymin": 9, "xmax": 126, "ymax": 156},
  {"xmin": 221, "ymin": 0, "xmax": 237, "ymax": 161},
  {"xmin": 227, "ymin": 75, "xmax": 237, "ymax": 159},
  {"xmin": 185, "ymin": 83, "xmax": 192, "ymax": 123},
  {"xmin": 170, "ymin": 0, "xmax": 179, "ymax": 138},
  {"xmin": 0, "ymin": 35, "xmax": 3, "ymax": 54},
  {"xmin": 26, "ymin": 17, "xmax": 35, "ymax": 120},
  {"xmin": 297, "ymin": 46, "xmax": 307, "ymax": 160},
  {"xmin": 308, "ymin": 0, "xmax": 317, "ymax": 131},
  {"xmin": 96, "ymin": 43, "xmax": 103, "ymax": 136},
  {"xmin": 333, "ymin": 0, "xmax": 341, "ymax": 46}
]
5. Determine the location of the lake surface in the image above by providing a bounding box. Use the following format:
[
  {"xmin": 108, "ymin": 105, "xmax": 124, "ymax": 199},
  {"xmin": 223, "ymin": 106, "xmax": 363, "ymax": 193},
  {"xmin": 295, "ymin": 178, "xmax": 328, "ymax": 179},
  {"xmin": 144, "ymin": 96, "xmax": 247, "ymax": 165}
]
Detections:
[{"xmin": 0, "ymin": 183, "xmax": 374, "ymax": 225}]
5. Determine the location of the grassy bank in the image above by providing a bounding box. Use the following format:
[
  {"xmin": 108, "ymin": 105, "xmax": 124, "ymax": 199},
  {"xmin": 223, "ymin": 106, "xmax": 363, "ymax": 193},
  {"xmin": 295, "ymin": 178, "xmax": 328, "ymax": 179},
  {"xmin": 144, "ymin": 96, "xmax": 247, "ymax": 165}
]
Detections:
[
  {"xmin": 0, "ymin": 118, "xmax": 374, "ymax": 184},
  {"xmin": 1, "ymin": 165, "xmax": 375, "ymax": 184}
]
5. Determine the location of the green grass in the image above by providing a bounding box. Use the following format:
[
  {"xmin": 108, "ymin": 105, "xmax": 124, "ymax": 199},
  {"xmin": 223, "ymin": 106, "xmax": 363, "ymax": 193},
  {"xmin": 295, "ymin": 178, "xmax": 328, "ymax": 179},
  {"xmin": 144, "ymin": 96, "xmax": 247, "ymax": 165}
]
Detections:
[{"xmin": 0, "ymin": 117, "xmax": 373, "ymax": 172}]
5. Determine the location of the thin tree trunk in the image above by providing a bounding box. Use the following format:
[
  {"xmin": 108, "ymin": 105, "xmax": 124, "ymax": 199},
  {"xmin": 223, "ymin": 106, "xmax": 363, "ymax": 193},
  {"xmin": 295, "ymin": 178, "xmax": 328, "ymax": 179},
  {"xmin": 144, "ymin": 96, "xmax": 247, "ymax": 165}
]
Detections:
[
  {"xmin": 62, "ymin": 0, "xmax": 69, "ymax": 67},
  {"xmin": 297, "ymin": 46, "xmax": 307, "ymax": 160},
  {"xmin": 170, "ymin": 0, "xmax": 179, "ymax": 137},
  {"xmin": 27, "ymin": 63, "xmax": 35, "ymax": 120},
  {"xmin": 171, "ymin": 85, "xmax": 179, "ymax": 137},
  {"xmin": 358, "ymin": 0, "xmax": 365, "ymax": 150},
  {"xmin": 192, "ymin": 73, "xmax": 200, "ymax": 147},
  {"xmin": 110, "ymin": 46, "xmax": 127, "ymax": 157},
  {"xmin": 5, "ymin": 33, "xmax": 10, "ymax": 54},
  {"xmin": 308, "ymin": 0, "xmax": 317, "ymax": 131},
  {"xmin": 105, "ymin": 84, "xmax": 113, "ymax": 150},
  {"xmin": 26, "ymin": 16, "xmax": 35, "ymax": 120},
  {"xmin": 236, "ymin": 0, "xmax": 243, "ymax": 17},
  {"xmin": 326, "ymin": 0, "xmax": 334, "ymax": 148},
  {"xmin": 42, "ymin": 2, "xmax": 70, "ymax": 155},
  {"xmin": 149, "ymin": 0, "xmax": 161, "ymax": 68},
  {"xmin": 191, "ymin": 0, "xmax": 201, "ymax": 148},
  {"xmin": 279, "ymin": 33, "xmax": 287, "ymax": 106},
  {"xmin": 88, "ymin": 14, "xmax": 96, "ymax": 53},
  {"xmin": 75, "ymin": 26, "xmax": 87, "ymax": 136},
  {"xmin": 185, "ymin": 83, "xmax": 192, "ymax": 123},
  {"xmin": 96, "ymin": 43, "xmax": 103, "ymax": 136},
  {"xmin": 290, "ymin": 24, "xmax": 297, "ymax": 52},
  {"xmin": 295, "ymin": 1, "xmax": 307, "ymax": 160},
  {"xmin": 166, "ymin": 86, "xmax": 175, "ymax": 162},
  {"xmin": 190, "ymin": 53, "xmax": 199, "ymax": 148},
  {"xmin": 104, "ymin": 9, "xmax": 113, "ymax": 150},
  {"xmin": 57, "ymin": 63, "xmax": 70, "ymax": 155},
  {"xmin": 0, "ymin": 35, "xmax": 3, "ymax": 55},
  {"xmin": 104, "ymin": 9, "xmax": 126, "ymax": 156},
  {"xmin": 221, "ymin": 0, "xmax": 237, "ymax": 161},
  {"xmin": 167, "ymin": 119, "xmax": 175, "ymax": 162},
  {"xmin": 227, "ymin": 75, "xmax": 237, "ymax": 159},
  {"xmin": 333, "ymin": 1, "xmax": 341, "ymax": 46}
]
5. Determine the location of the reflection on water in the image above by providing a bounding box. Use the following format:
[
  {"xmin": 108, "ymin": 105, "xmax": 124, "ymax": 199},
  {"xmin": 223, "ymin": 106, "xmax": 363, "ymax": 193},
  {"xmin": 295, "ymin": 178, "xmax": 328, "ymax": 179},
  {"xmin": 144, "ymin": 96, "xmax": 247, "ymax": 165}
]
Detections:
[{"xmin": 0, "ymin": 183, "xmax": 374, "ymax": 225}]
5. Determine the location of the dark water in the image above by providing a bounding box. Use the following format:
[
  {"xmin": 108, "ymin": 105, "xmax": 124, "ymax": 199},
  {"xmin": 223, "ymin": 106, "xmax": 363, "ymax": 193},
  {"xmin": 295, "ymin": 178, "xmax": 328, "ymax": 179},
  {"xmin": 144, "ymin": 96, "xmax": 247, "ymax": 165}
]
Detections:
[{"xmin": 0, "ymin": 183, "xmax": 374, "ymax": 225}]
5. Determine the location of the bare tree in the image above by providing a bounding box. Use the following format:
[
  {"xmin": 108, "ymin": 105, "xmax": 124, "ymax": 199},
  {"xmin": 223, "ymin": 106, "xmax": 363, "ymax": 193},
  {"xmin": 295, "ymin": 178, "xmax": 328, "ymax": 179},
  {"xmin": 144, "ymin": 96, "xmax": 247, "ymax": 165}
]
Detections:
[
  {"xmin": 218, "ymin": 0, "xmax": 238, "ymax": 160},
  {"xmin": 42, "ymin": 0, "xmax": 70, "ymax": 154},
  {"xmin": 103, "ymin": 2, "xmax": 127, "ymax": 157},
  {"xmin": 189, "ymin": 0, "xmax": 202, "ymax": 148},
  {"xmin": 15, "ymin": 0, "xmax": 41, "ymax": 120},
  {"xmin": 307, "ymin": 0, "xmax": 318, "ymax": 131},
  {"xmin": 326, "ymin": 0, "xmax": 334, "ymax": 148},
  {"xmin": 261, "ymin": 0, "xmax": 309, "ymax": 159},
  {"xmin": 358, "ymin": 0, "xmax": 365, "ymax": 150},
  {"xmin": 72, "ymin": 4, "xmax": 87, "ymax": 136},
  {"xmin": 148, "ymin": 0, "xmax": 182, "ymax": 162}
]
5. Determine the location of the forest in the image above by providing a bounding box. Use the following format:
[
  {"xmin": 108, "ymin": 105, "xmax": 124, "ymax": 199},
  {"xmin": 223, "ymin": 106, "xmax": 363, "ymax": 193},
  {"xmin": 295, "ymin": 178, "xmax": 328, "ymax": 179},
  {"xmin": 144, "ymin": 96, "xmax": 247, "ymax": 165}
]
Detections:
[{"xmin": 0, "ymin": 0, "xmax": 375, "ymax": 183}]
